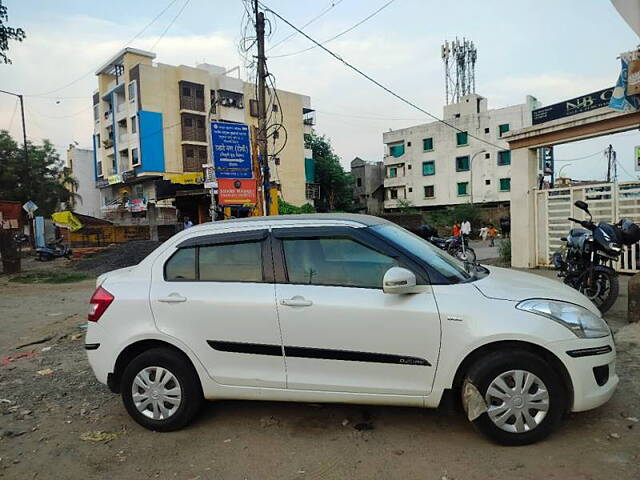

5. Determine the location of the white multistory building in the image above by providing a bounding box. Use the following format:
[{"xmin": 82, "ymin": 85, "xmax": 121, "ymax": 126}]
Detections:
[{"xmin": 383, "ymin": 94, "xmax": 540, "ymax": 210}]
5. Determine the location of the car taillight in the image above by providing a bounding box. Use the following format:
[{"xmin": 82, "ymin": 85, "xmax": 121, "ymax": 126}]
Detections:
[{"xmin": 88, "ymin": 286, "xmax": 114, "ymax": 322}]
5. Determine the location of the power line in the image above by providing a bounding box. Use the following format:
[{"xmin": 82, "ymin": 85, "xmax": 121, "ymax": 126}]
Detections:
[
  {"xmin": 150, "ymin": 0, "xmax": 191, "ymax": 51},
  {"xmin": 267, "ymin": 0, "xmax": 344, "ymax": 52},
  {"xmin": 317, "ymin": 109, "xmax": 426, "ymax": 121},
  {"xmin": 554, "ymin": 150, "xmax": 604, "ymax": 162},
  {"xmin": 260, "ymin": 2, "xmax": 507, "ymax": 151},
  {"xmin": 6, "ymin": 98, "xmax": 19, "ymax": 131},
  {"xmin": 269, "ymin": 0, "xmax": 397, "ymax": 59},
  {"xmin": 25, "ymin": 0, "xmax": 181, "ymax": 98}
]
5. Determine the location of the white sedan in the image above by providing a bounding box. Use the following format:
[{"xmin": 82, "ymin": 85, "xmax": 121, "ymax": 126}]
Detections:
[{"xmin": 85, "ymin": 214, "xmax": 617, "ymax": 445}]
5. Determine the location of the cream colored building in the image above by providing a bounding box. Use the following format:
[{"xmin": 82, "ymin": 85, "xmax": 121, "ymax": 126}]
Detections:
[
  {"xmin": 65, "ymin": 145, "xmax": 102, "ymax": 218},
  {"xmin": 92, "ymin": 47, "xmax": 314, "ymax": 225}
]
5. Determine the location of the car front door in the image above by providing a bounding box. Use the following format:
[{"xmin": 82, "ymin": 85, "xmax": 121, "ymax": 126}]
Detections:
[
  {"xmin": 272, "ymin": 226, "xmax": 441, "ymax": 396},
  {"xmin": 149, "ymin": 228, "xmax": 286, "ymax": 388}
]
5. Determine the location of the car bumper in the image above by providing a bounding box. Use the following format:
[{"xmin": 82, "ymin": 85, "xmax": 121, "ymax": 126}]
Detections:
[
  {"xmin": 550, "ymin": 335, "xmax": 618, "ymax": 412},
  {"xmin": 85, "ymin": 322, "xmax": 114, "ymax": 387}
]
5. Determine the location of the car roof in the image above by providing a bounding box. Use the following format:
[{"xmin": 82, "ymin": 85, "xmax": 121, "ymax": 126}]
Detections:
[{"xmin": 195, "ymin": 213, "xmax": 391, "ymax": 229}]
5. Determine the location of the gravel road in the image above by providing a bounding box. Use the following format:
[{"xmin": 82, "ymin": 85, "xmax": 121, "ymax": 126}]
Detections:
[{"xmin": 0, "ymin": 271, "xmax": 638, "ymax": 480}]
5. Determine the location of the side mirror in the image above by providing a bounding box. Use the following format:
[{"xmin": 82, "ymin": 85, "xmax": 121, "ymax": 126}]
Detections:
[
  {"xmin": 574, "ymin": 200, "xmax": 589, "ymax": 212},
  {"xmin": 383, "ymin": 267, "xmax": 428, "ymax": 294}
]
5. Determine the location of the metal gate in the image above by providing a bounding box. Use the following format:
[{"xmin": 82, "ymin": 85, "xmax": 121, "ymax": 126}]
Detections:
[{"xmin": 534, "ymin": 181, "xmax": 640, "ymax": 273}]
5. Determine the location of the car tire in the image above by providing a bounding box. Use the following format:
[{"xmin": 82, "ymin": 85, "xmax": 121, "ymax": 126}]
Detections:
[
  {"xmin": 464, "ymin": 349, "xmax": 568, "ymax": 445},
  {"xmin": 121, "ymin": 347, "xmax": 203, "ymax": 432}
]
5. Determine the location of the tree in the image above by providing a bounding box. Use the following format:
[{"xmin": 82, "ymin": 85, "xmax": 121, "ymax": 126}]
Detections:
[
  {"xmin": 0, "ymin": 1, "xmax": 26, "ymax": 64},
  {"xmin": 0, "ymin": 130, "xmax": 78, "ymax": 216},
  {"xmin": 305, "ymin": 131, "xmax": 354, "ymax": 212}
]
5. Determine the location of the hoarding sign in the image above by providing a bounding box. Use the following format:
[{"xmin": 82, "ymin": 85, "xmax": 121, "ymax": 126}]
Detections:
[
  {"xmin": 532, "ymin": 87, "xmax": 613, "ymax": 125},
  {"xmin": 211, "ymin": 121, "xmax": 253, "ymax": 179},
  {"xmin": 22, "ymin": 200, "xmax": 38, "ymax": 214},
  {"xmin": 218, "ymin": 179, "xmax": 257, "ymax": 205}
]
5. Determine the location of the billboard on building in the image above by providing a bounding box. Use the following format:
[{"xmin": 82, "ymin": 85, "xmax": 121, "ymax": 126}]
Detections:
[
  {"xmin": 211, "ymin": 122, "xmax": 253, "ymax": 179},
  {"xmin": 531, "ymin": 88, "xmax": 613, "ymax": 125},
  {"xmin": 218, "ymin": 179, "xmax": 257, "ymax": 205}
]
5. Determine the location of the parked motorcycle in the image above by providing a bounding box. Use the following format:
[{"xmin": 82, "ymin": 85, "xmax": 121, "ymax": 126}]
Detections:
[
  {"xmin": 430, "ymin": 234, "xmax": 477, "ymax": 263},
  {"xmin": 36, "ymin": 238, "xmax": 72, "ymax": 261},
  {"xmin": 553, "ymin": 200, "xmax": 640, "ymax": 313}
]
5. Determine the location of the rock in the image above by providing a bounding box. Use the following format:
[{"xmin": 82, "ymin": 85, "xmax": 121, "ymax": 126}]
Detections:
[
  {"xmin": 626, "ymin": 416, "xmax": 638, "ymax": 423},
  {"xmin": 609, "ymin": 433, "xmax": 620, "ymax": 439},
  {"xmin": 36, "ymin": 368, "xmax": 54, "ymax": 376},
  {"xmin": 223, "ymin": 438, "xmax": 231, "ymax": 443},
  {"xmin": 80, "ymin": 430, "xmax": 119, "ymax": 443},
  {"xmin": 341, "ymin": 419, "xmax": 349, "ymax": 427}
]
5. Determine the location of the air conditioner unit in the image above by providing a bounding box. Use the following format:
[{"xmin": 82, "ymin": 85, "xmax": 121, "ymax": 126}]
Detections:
[
  {"xmin": 237, "ymin": 101, "xmax": 244, "ymax": 109},
  {"xmin": 220, "ymin": 98, "xmax": 230, "ymax": 106}
]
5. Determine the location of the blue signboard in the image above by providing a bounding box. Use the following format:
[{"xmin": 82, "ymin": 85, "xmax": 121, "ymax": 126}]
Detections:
[{"xmin": 210, "ymin": 121, "xmax": 253, "ymax": 179}]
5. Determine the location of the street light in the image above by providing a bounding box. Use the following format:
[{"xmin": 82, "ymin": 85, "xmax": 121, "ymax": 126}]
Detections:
[
  {"xmin": 557, "ymin": 163, "xmax": 573, "ymax": 179},
  {"xmin": 469, "ymin": 149, "xmax": 487, "ymax": 204},
  {"xmin": 0, "ymin": 89, "xmax": 30, "ymax": 193}
]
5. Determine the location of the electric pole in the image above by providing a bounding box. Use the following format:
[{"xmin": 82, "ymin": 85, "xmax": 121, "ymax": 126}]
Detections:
[
  {"xmin": 0, "ymin": 90, "xmax": 30, "ymax": 195},
  {"xmin": 605, "ymin": 144, "xmax": 617, "ymax": 183},
  {"xmin": 255, "ymin": 0, "xmax": 271, "ymax": 215}
]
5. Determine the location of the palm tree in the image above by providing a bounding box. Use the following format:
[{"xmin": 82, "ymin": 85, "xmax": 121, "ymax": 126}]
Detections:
[{"xmin": 58, "ymin": 166, "xmax": 82, "ymax": 211}]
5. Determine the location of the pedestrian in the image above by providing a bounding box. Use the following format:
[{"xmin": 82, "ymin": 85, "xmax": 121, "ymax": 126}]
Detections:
[
  {"xmin": 487, "ymin": 223, "xmax": 498, "ymax": 247},
  {"xmin": 183, "ymin": 216, "xmax": 193, "ymax": 229},
  {"xmin": 499, "ymin": 215, "xmax": 511, "ymax": 239},
  {"xmin": 461, "ymin": 219, "xmax": 471, "ymax": 239},
  {"xmin": 452, "ymin": 222, "xmax": 461, "ymax": 237},
  {"xmin": 479, "ymin": 225, "xmax": 488, "ymax": 243}
]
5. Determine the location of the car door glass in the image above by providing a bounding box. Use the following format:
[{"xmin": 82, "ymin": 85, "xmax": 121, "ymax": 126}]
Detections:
[
  {"xmin": 199, "ymin": 241, "xmax": 263, "ymax": 282},
  {"xmin": 282, "ymin": 237, "xmax": 397, "ymax": 288},
  {"xmin": 165, "ymin": 247, "xmax": 196, "ymax": 281}
]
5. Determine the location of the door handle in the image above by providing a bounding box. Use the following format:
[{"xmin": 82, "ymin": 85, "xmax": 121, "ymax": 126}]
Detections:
[
  {"xmin": 280, "ymin": 296, "xmax": 313, "ymax": 307},
  {"xmin": 158, "ymin": 293, "xmax": 187, "ymax": 303}
]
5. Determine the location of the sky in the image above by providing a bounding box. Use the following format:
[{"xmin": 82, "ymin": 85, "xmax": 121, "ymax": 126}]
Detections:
[{"xmin": 1, "ymin": 0, "xmax": 639, "ymax": 182}]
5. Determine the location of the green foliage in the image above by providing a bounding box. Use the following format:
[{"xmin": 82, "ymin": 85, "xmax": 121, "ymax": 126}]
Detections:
[
  {"xmin": 498, "ymin": 238, "xmax": 512, "ymax": 265},
  {"xmin": 0, "ymin": 1, "xmax": 26, "ymax": 64},
  {"xmin": 396, "ymin": 199, "xmax": 420, "ymax": 215},
  {"xmin": 0, "ymin": 130, "xmax": 78, "ymax": 216},
  {"xmin": 305, "ymin": 131, "xmax": 354, "ymax": 212},
  {"xmin": 279, "ymin": 200, "xmax": 316, "ymax": 215},
  {"xmin": 424, "ymin": 203, "xmax": 484, "ymax": 232},
  {"xmin": 10, "ymin": 270, "xmax": 91, "ymax": 284}
]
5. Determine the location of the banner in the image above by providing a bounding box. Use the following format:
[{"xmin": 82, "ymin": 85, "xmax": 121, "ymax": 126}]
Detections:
[
  {"xmin": 52, "ymin": 211, "xmax": 83, "ymax": 232},
  {"xmin": 218, "ymin": 179, "xmax": 257, "ymax": 205},
  {"xmin": 609, "ymin": 52, "xmax": 640, "ymax": 112},
  {"xmin": 211, "ymin": 122, "xmax": 253, "ymax": 179},
  {"xmin": 165, "ymin": 172, "xmax": 204, "ymax": 184}
]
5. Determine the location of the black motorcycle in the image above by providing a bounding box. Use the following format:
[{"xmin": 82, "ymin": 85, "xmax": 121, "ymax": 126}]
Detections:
[
  {"xmin": 413, "ymin": 224, "xmax": 477, "ymax": 263},
  {"xmin": 36, "ymin": 238, "xmax": 73, "ymax": 261},
  {"xmin": 553, "ymin": 200, "xmax": 640, "ymax": 313}
]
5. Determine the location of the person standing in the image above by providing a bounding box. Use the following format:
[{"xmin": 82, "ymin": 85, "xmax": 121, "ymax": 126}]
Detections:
[
  {"xmin": 487, "ymin": 224, "xmax": 498, "ymax": 247},
  {"xmin": 452, "ymin": 222, "xmax": 461, "ymax": 237},
  {"xmin": 183, "ymin": 216, "xmax": 193, "ymax": 230},
  {"xmin": 479, "ymin": 225, "xmax": 488, "ymax": 243},
  {"xmin": 461, "ymin": 219, "xmax": 471, "ymax": 238}
]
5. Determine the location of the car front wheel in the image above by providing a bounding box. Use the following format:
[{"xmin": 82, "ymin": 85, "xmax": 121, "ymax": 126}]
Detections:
[
  {"xmin": 121, "ymin": 347, "xmax": 203, "ymax": 431},
  {"xmin": 464, "ymin": 350, "xmax": 568, "ymax": 445}
]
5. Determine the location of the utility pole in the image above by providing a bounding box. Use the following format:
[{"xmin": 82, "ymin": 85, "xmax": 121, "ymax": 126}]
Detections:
[
  {"xmin": 255, "ymin": 0, "xmax": 271, "ymax": 215},
  {"xmin": 605, "ymin": 144, "xmax": 617, "ymax": 183},
  {"xmin": 0, "ymin": 90, "xmax": 30, "ymax": 195}
]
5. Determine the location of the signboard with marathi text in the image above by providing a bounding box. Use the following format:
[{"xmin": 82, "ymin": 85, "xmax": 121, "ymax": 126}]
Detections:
[
  {"xmin": 532, "ymin": 87, "xmax": 614, "ymax": 125},
  {"xmin": 211, "ymin": 121, "xmax": 253, "ymax": 179},
  {"xmin": 218, "ymin": 179, "xmax": 257, "ymax": 205}
]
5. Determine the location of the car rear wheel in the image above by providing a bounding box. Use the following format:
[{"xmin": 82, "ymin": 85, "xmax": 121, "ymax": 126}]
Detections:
[
  {"xmin": 121, "ymin": 348, "xmax": 203, "ymax": 431},
  {"xmin": 464, "ymin": 350, "xmax": 568, "ymax": 445}
]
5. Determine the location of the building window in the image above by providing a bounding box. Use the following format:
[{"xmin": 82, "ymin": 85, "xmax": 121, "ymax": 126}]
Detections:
[
  {"xmin": 130, "ymin": 115, "xmax": 137, "ymax": 134},
  {"xmin": 131, "ymin": 148, "xmax": 140, "ymax": 167},
  {"xmin": 184, "ymin": 117, "xmax": 193, "ymax": 127},
  {"xmin": 457, "ymin": 182, "xmax": 469, "ymax": 196},
  {"xmin": 498, "ymin": 123, "xmax": 510, "ymax": 137},
  {"xmin": 182, "ymin": 86, "xmax": 191, "ymax": 97},
  {"xmin": 485, "ymin": 179, "xmax": 491, "ymax": 185},
  {"xmin": 356, "ymin": 177, "xmax": 362, "ymax": 187},
  {"xmin": 407, "ymin": 141, "xmax": 412, "ymax": 147},
  {"xmin": 389, "ymin": 189, "xmax": 398, "ymax": 200},
  {"xmin": 485, "ymin": 152, "xmax": 490, "ymax": 159},
  {"xmin": 423, "ymin": 137, "xmax": 433, "ymax": 151},
  {"xmin": 93, "ymin": 104, "xmax": 99, "ymax": 122},
  {"xmin": 484, "ymin": 127, "xmax": 490, "ymax": 134},
  {"xmin": 179, "ymin": 81, "xmax": 205, "ymax": 111},
  {"xmin": 389, "ymin": 143, "xmax": 404, "ymax": 158},
  {"xmin": 210, "ymin": 90, "xmax": 216, "ymax": 114},
  {"xmin": 422, "ymin": 161, "xmax": 435, "ymax": 176},
  {"xmin": 499, "ymin": 178, "xmax": 511, "ymax": 192},
  {"xmin": 424, "ymin": 185, "xmax": 435, "ymax": 198},
  {"xmin": 181, "ymin": 113, "xmax": 206, "ymax": 142},
  {"xmin": 388, "ymin": 167, "xmax": 398, "ymax": 178},
  {"xmin": 456, "ymin": 155, "xmax": 470, "ymax": 172},
  {"xmin": 498, "ymin": 150, "xmax": 511, "ymax": 166},
  {"xmin": 456, "ymin": 131, "xmax": 468, "ymax": 146},
  {"xmin": 128, "ymin": 82, "xmax": 136, "ymax": 102}
]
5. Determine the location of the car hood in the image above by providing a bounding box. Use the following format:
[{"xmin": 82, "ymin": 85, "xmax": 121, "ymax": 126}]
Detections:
[{"xmin": 473, "ymin": 266, "xmax": 600, "ymax": 315}]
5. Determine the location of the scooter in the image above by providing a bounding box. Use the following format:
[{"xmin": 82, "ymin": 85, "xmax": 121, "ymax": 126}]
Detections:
[{"xmin": 36, "ymin": 238, "xmax": 72, "ymax": 261}]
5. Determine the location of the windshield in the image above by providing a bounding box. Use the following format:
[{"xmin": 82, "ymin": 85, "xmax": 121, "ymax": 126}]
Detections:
[{"xmin": 371, "ymin": 224, "xmax": 471, "ymax": 283}]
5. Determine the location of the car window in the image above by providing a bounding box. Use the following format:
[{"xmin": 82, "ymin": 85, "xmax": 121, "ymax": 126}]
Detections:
[
  {"xmin": 371, "ymin": 224, "xmax": 470, "ymax": 283},
  {"xmin": 165, "ymin": 247, "xmax": 196, "ymax": 281},
  {"xmin": 199, "ymin": 241, "xmax": 262, "ymax": 282},
  {"xmin": 282, "ymin": 237, "xmax": 398, "ymax": 288}
]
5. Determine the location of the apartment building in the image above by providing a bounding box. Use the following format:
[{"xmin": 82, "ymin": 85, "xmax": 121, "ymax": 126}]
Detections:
[
  {"xmin": 350, "ymin": 157, "xmax": 384, "ymax": 214},
  {"xmin": 382, "ymin": 94, "xmax": 540, "ymax": 211},
  {"xmin": 92, "ymin": 47, "xmax": 314, "ymax": 225},
  {"xmin": 65, "ymin": 145, "xmax": 101, "ymax": 218}
]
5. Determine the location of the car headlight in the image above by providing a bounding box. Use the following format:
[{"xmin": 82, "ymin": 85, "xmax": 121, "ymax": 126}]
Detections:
[{"xmin": 516, "ymin": 299, "xmax": 610, "ymax": 338}]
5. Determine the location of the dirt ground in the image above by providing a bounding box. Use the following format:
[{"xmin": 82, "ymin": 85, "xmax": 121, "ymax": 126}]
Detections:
[{"xmin": 0, "ymin": 263, "xmax": 639, "ymax": 480}]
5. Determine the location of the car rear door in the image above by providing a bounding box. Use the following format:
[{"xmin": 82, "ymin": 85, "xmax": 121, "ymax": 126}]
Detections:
[
  {"xmin": 272, "ymin": 226, "xmax": 441, "ymax": 396},
  {"xmin": 149, "ymin": 228, "xmax": 286, "ymax": 388}
]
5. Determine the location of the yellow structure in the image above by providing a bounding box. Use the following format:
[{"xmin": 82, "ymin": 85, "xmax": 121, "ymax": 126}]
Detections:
[{"xmin": 92, "ymin": 47, "xmax": 315, "ymax": 225}]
